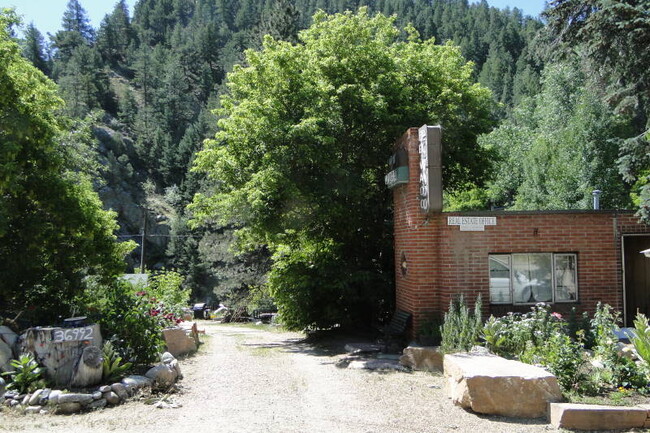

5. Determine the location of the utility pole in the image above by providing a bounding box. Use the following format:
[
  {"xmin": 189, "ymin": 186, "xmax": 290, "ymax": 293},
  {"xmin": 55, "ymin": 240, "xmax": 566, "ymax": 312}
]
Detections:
[{"xmin": 140, "ymin": 208, "xmax": 147, "ymax": 272}]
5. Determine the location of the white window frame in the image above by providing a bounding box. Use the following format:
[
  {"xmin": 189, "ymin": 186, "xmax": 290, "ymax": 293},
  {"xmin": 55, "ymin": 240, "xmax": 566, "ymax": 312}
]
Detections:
[{"xmin": 489, "ymin": 253, "xmax": 578, "ymax": 305}]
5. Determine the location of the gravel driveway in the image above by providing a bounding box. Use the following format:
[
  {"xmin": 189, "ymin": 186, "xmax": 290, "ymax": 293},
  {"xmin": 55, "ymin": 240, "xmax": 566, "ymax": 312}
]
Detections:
[{"xmin": 1, "ymin": 322, "xmax": 559, "ymax": 433}]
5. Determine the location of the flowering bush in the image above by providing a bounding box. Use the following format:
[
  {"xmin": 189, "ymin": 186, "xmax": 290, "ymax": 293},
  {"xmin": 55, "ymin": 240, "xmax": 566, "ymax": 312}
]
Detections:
[
  {"xmin": 482, "ymin": 303, "xmax": 565, "ymax": 359},
  {"xmin": 78, "ymin": 276, "xmax": 186, "ymax": 365},
  {"xmin": 479, "ymin": 302, "xmax": 650, "ymax": 396}
]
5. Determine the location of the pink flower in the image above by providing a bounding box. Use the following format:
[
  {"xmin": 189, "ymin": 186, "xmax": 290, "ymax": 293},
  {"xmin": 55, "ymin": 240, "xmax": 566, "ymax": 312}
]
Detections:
[{"xmin": 551, "ymin": 312, "xmax": 563, "ymax": 320}]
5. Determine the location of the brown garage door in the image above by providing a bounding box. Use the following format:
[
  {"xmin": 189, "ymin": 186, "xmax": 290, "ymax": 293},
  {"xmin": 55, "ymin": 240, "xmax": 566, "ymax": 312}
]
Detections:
[{"xmin": 624, "ymin": 235, "xmax": 650, "ymax": 326}]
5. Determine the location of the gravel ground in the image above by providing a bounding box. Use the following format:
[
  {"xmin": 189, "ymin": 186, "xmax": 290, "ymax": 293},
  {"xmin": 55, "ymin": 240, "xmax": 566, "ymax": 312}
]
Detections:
[{"xmin": 0, "ymin": 322, "xmax": 561, "ymax": 433}]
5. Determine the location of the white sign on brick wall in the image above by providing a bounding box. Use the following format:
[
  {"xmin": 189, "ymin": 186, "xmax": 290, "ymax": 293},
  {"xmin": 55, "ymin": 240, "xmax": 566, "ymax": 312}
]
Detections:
[{"xmin": 447, "ymin": 216, "xmax": 497, "ymax": 231}]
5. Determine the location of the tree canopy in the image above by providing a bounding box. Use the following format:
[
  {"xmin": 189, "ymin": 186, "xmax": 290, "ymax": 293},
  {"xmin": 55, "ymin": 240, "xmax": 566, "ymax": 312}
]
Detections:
[
  {"xmin": 481, "ymin": 60, "xmax": 633, "ymax": 210},
  {"xmin": 544, "ymin": 0, "xmax": 650, "ymax": 219},
  {"xmin": 0, "ymin": 11, "xmax": 132, "ymax": 323},
  {"xmin": 191, "ymin": 9, "xmax": 494, "ymax": 330}
]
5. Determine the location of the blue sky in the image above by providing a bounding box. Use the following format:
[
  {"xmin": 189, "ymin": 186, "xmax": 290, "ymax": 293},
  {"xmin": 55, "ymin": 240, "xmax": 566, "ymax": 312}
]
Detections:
[{"xmin": 3, "ymin": 0, "xmax": 547, "ymax": 37}]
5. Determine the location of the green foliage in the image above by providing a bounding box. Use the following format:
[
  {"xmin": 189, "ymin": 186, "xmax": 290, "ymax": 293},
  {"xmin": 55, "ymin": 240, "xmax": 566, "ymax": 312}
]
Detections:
[
  {"xmin": 14, "ymin": 0, "xmax": 545, "ymax": 302},
  {"xmin": 632, "ymin": 313, "xmax": 650, "ymax": 368},
  {"xmin": 482, "ymin": 315, "xmax": 508, "ymax": 356},
  {"xmin": 440, "ymin": 294, "xmax": 483, "ymax": 353},
  {"xmin": 591, "ymin": 302, "xmax": 620, "ymax": 364},
  {"xmin": 486, "ymin": 303, "xmax": 648, "ymax": 394},
  {"xmin": 147, "ymin": 269, "xmax": 190, "ymax": 314},
  {"xmin": 82, "ymin": 279, "xmax": 165, "ymax": 365},
  {"xmin": 530, "ymin": 332, "xmax": 586, "ymax": 392},
  {"xmin": 479, "ymin": 304, "xmax": 613, "ymax": 393},
  {"xmin": 1, "ymin": 354, "xmax": 47, "ymax": 394},
  {"xmin": 482, "ymin": 60, "xmax": 633, "ymax": 210},
  {"xmin": 102, "ymin": 340, "xmax": 132, "ymax": 383},
  {"xmin": 545, "ymin": 0, "xmax": 650, "ymax": 220},
  {"xmin": 418, "ymin": 314, "xmax": 442, "ymax": 345},
  {"xmin": 482, "ymin": 304, "xmax": 564, "ymax": 359},
  {"xmin": 192, "ymin": 9, "xmax": 494, "ymax": 330},
  {"xmin": 0, "ymin": 12, "xmax": 133, "ymax": 324},
  {"xmin": 20, "ymin": 23, "xmax": 49, "ymax": 76}
]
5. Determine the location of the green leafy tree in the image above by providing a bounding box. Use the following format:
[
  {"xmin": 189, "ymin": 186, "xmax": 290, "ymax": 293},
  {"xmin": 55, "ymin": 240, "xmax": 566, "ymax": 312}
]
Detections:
[
  {"xmin": 191, "ymin": 9, "xmax": 494, "ymax": 330},
  {"xmin": 544, "ymin": 0, "xmax": 650, "ymax": 220},
  {"xmin": 482, "ymin": 60, "xmax": 632, "ymax": 210},
  {"xmin": 0, "ymin": 12, "xmax": 132, "ymax": 324}
]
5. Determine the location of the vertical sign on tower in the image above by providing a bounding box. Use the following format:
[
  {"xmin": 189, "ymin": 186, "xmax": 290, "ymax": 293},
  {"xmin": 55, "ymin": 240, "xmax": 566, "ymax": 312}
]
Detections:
[
  {"xmin": 418, "ymin": 127, "xmax": 430, "ymax": 212},
  {"xmin": 418, "ymin": 125, "xmax": 442, "ymax": 213}
]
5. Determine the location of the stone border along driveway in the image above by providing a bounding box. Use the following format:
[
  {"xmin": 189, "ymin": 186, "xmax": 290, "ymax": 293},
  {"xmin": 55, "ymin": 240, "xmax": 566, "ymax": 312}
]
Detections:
[
  {"xmin": 2, "ymin": 351, "xmax": 182, "ymax": 415},
  {"xmin": 1, "ymin": 322, "xmax": 639, "ymax": 433}
]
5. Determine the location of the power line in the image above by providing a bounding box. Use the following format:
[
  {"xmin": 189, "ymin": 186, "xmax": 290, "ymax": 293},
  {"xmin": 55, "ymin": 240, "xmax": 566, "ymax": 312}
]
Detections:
[{"xmin": 117, "ymin": 234, "xmax": 204, "ymax": 238}]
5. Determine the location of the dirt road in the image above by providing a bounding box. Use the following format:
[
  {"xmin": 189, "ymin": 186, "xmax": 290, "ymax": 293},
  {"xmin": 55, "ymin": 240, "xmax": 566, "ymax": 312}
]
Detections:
[{"xmin": 0, "ymin": 322, "xmax": 555, "ymax": 433}]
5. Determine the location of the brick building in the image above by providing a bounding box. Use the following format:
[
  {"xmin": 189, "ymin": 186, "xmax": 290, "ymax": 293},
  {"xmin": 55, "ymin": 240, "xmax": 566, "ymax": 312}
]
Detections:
[{"xmin": 390, "ymin": 127, "xmax": 650, "ymax": 338}]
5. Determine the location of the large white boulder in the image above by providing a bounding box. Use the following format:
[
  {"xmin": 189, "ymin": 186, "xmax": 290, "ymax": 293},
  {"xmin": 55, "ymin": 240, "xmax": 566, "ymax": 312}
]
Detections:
[
  {"xmin": 444, "ymin": 352, "xmax": 563, "ymax": 418},
  {"xmin": 0, "ymin": 326, "xmax": 18, "ymax": 348},
  {"xmin": 162, "ymin": 327, "xmax": 196, "ymax": 357}
]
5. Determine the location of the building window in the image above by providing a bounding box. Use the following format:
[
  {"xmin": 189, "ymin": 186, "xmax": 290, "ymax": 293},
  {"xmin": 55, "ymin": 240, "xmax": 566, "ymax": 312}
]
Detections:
[{"xmin": 489, "ymin": 253, "xmax": 577, "ymax": 304}]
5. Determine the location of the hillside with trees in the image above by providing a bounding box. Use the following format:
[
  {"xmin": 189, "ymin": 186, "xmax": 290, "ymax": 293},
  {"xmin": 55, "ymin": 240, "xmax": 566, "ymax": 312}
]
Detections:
[{"xmin": 5, "ymin": 0, "xmax": 648, "ymax": 330}]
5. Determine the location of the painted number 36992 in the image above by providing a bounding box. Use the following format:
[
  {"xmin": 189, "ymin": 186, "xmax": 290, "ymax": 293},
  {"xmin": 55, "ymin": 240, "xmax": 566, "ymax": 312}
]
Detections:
[{"xmin": 52, "ymin": 327, "xmax": 94, "ymax": 342}]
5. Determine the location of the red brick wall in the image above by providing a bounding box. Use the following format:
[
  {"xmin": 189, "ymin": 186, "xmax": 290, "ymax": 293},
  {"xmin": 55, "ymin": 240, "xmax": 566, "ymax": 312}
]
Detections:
[{"xmin": 392, "ymin": 128, "xmax": 650, "ymax": 338}]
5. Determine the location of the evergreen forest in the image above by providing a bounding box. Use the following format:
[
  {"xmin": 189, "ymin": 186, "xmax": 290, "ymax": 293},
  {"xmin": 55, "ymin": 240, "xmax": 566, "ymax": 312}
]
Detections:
[{"xmin": 3, "ymin": 0, "xmax": 649, "ymax": 330}]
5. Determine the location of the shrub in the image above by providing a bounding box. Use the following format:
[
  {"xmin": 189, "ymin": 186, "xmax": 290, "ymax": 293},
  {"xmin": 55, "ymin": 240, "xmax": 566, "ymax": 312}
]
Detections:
[
  {"xmin": 482, "ymin": 315, "xmax": 508, "ymax": 356},
  {"xmin": 530, "ymin": 332, "xmax": 586, "ymax": 392},
  {"xmin": 481, "ymin": 303, "xmax": 564, "ymax": 359},
  {"xmin": 102, "ymin": 341, "xmax": 132, "ymax": 383},
  {"xmin": 591, "ymin": 302, "xmax": 620, "ymax": 363},
  {"xmin": 418, "ymin": 314, "xmax": 442, "ymax": 346},
  {"xmin": 147, "ymin": 269, "xmax": 191, "ymax": 316},
  {"xmin": 631, "ymin": 313, "xmax": 650, "ymax": 367},
  {"xmin": 441, "ymin": 294, "xmax": 482, "ymax": 353},
  {"xmin": 81, "ymin": 278, "xmax": 165, "ymax": 365},
  {"xmin": 1, "ymin": 354, "xmax": 47, "ymax": 393}
]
